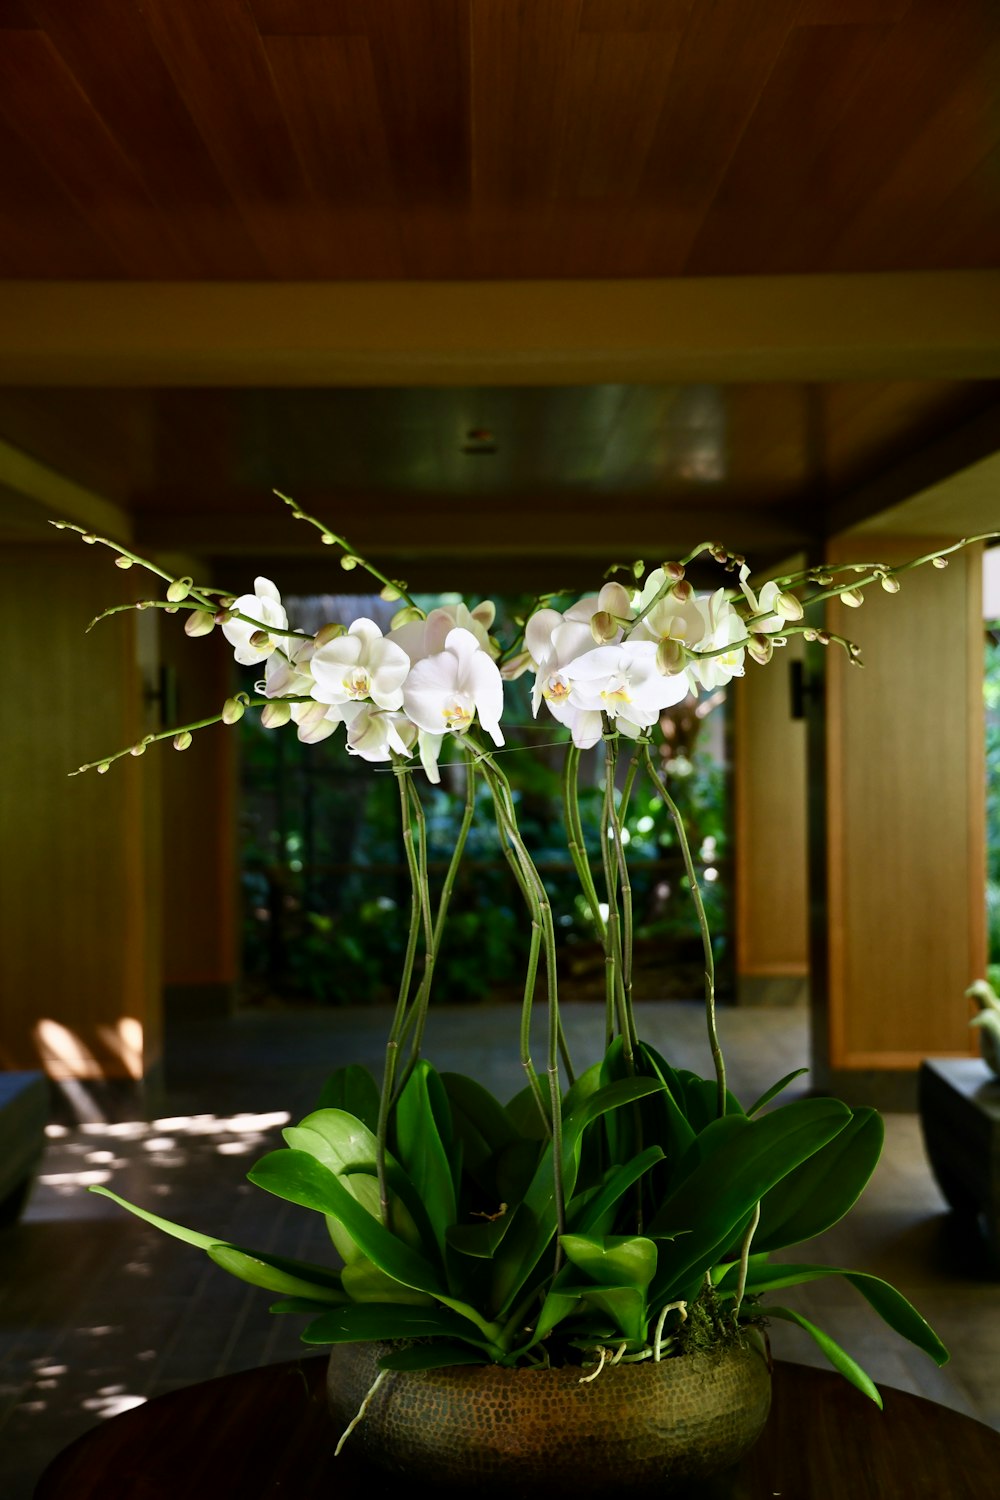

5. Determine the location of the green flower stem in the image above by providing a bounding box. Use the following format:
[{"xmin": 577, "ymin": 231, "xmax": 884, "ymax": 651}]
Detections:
[
  {"xmin": 605, "ymin": 738, "xmax": 637, "ymax": 1054},
  {"xmin": 52, "ymin": 521, "xmax": 221, "ymax": 614},
  {"xmin": 69, "ymin": 696, "xmax": 314, "ymax": 774},
  {"xmin": 399, "ymin": 754, "xmax": 478, "ymax": 1075},
  {"xmin": 562, "ymin": 745, "xmax": 606, "ymax": 937},
  {"xmin": 642, "ymin": 743, "xmax": 726, "ymax": 1117},
  {"xmin": 275, "ymin": 491, "xmax": 421, "ymax": 613},
  {"xmin": 600, "ymin": 733, "xmax": 632, "ymax": 1063},
  {"xmin": 376, "ymin": 765, "xmax": 426, "ymax": 1225}
]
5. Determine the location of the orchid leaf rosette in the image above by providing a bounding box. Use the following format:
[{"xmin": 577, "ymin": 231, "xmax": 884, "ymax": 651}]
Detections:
[{"xmin": 60, "ymin": 497, "xmax": 995, "ymax": 1417}]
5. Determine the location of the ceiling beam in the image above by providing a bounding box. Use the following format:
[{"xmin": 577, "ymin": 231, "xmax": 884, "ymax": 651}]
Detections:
[{"xmin": 0, "ymin": 275, "xmax": 998, "ymax": 386}]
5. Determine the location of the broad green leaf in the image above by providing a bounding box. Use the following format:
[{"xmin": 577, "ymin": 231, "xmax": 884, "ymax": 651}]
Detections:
[
  {"xmin": 571, "ymin": 1145, "xmax": 666, "ymax": 1237},
  {"xmin": 647, "ymin": 1097, "xmax": 851, "ymax": 1299},
  {"xmin": 447, "ymin": 1208, "xmax": 515, "ymax": 1261},
  {"xmin": 316, "ymin": 1065, "xmax": 380, "ymax": 1133},
  {"xmin": 531, "ymin": 1286, "xmax": 583, "ymax": 1345},
  {"xmin": 673, "ymin": 1114, "xmax": 750, "ymax": 1183},
  {"xmin": 559, "ymin": 1234, "xmax": 657, "ymax": 1290},
  {"xmin": 561, "ymin": 1061, "xmax": 604, "ymax": 1120},
  {"xmin": 441, "ymin": 1073, "xmax": 518, "ymax": 1153},
  {"xmin": 505, "ymin": 1083, "xmax": 552, "ymax": 1139},
  {"xmin": 559, "ymin": 1283, "xmax": 646, "ymax": 1345},
  {"xmin": 752, "ymin": 1108, "xmax": 884, "ymax": 1254},
  {"xmin": 283, "ymin": 1109, "xmax": 376, "ymax": 1176},
  {"xmin": 636, "ymin": 1042, "xmax": 696, "ymax": 1164},
  {"xmin": 764, "ymin": 1305, "xmax": 882, "ymax": 1407},
  {"xmin": 207, "ymin": 1245, "xmax": 347, "ymax": 1303},
  {"xmin": 746, "ymin": 1068, "xmax": 809, "ymax": 1116},
  {"xmin": 342, "ymin": 1257, "xmax": 435, "ymax": 1306},
  {"xmin": 89, "ymin": 1186, "xmax": 223, "ymax": 1251},
  {"xmin": 379, "ymin": 1343, "xmax": 487, "ymax": 1371},
  {"xmin": 270, "ymin": 1296, "xmax": 341, "ymax": 1315},
  {"xmin": 675, "ymin": 1069, "xmax": 745, "ymax": 1131},
  {"xmin": 720, "ymin": 1261, "xmax": 948, "ymax": 1365},
  {"xmin": 394, "ymin": 1061, "xmax": 457, "ymax": 1256},
  {"xmin": 249, "ymin": 1150, "xmax": 500, "ymax": 1342},
  {"xmin": 302, "ymin": 1302, "xmax": 491, "ymax": 1348}
]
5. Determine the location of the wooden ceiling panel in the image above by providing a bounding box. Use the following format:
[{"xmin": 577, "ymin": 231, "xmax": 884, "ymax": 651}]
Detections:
[{"xmin": 27, "ymin": 0, "xmax": 268, "ymax": 277}]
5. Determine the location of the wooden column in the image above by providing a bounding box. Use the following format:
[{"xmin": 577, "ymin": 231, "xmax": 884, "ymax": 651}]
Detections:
[
  {"xmin": 0, "ymin": 542, "xmax": 162, "ymax": 1086},
  {"xmin": 813, "ymin": 536, "xmax": 984, "ymax": 1100},
  {"xmin": 732, "ymin": 633, "xmax": 809, "ymax": 1006}
]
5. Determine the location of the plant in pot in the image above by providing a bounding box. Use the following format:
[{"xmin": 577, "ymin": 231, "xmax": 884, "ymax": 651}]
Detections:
[{"xmin": 59, "ymin": 502, "xmax": 989, "ymax": 1495}]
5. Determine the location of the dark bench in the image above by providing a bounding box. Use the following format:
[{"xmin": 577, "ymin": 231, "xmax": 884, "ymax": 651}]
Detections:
[
  {"xmin": 0, "ymin": 1071, "xmax": 48, "ymax": 1225},
  {"xmin": 918, "ymin": 1057, "xmax": 1000, "ymax": 1269}
]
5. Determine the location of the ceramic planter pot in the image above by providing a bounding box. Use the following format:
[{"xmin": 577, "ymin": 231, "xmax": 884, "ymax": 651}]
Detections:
[{"xmin": 327, "ymin": 1338, "xmax": 772, "ymax": 1494}]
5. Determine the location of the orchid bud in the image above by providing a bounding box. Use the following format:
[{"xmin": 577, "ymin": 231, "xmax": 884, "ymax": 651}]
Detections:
[
  {"xmin": 185, "ymin": 610, "xmax": 216, "ymax": 637},
  {"xmin": 167, "ymin": 577, "xmax": 192, "ymax": 603},
  {"xmin": 82, "ymin": 533, "xmax": 97, "ymax": 544},
  {"xmin": 672, "ymin": 580, "xmax": 694, "ymax": 604},
  {"xmin": 164, "ymin": 605, "xmax": 179, "ymax": 615},
  {"xmin": 632, "ymin": 559, "xmax": 645, "ymax": 580},
  {"xmin": 130, "ymin": 742, "xmax": 146, "ymax": 756},
  {"xmin": 775, "ymin": 591, "xmax": 804, "ymax": 621},
  {"xmin": 803, "ymin": 628, "xmax": 818, "ymax": 642},
  {"xmin": 598, "ymin": 581, "xmax": 632, "ymax": 618},
  {"xmin": 747, "ymin": 633, "xmax": 773, "ymax": 665},
  {"xmin": 813, "ymin": 571, "xmax": 833, "ymax": 586},
  {"xmin": 840, "ymin": 588, "xmax": 863, "ymax": 608},
  {"xmin": 115, "ymin": 556, "xmax": 133, "ymax": 570},
  {"xmin": 222, "ymin": 697, "xmax": 246, "ymax": 725},
  {"xmin": 656, "ymin": 638, "xmax": 687, "ymax": 675},
  {"xmin": 880, "ymin": 574, "xmax": 901, "ymax": 593},
  {"xmin": 97, "ymin": 761, "xmax": 110, "ymax": 774},
  {"xmin": 173, "ymin": 731, "xmax": 193, "ymax": 751},
  {"xmin": 321, "ymin": 533, "xmax": 335, "ymax": 545},
  {"xmin": 590, "ymin": 610, "xmax": 618, "ymax": 644},
  {"xmin": 662, "ymin": 561, "xmax": 685, "ymax": 583},
  {"xmin": 849, "ymin": 643, "xmax": 863, "ymax": 659},
  {"xmin": 390, "ymin": 605, "xmax": 423, "ymax": 630},
  {"xmin": 340, "ymin": 554, "xmax": 359, "ymax": 570},
  {"xmin": 380, "ymin": 582, "xmax": 402, "ymax": 602},
  {"xmin": 136, "ymin": 599, "xmax": 152, "ymax": 610},
  {"xmin": 817, "ymin": 631, "xmax": 831, "ymax": 646},
  {"xmin": 249, "ymin": 629, "xmax": 270, "ymax": 649},
  {"xmin": 260, "ymin": 701, "xmax": 292, "ymax": 729},
  {"xmin": 215, "ymin": 610, "xmax": 232, "ymax": 625},
  {"xmin": 313, "ymin": 622, "xmax": 345, "ymax": 647},
  {"xmin": 932, "ymin": 556, "xmax": 948, "ymax": 569}
]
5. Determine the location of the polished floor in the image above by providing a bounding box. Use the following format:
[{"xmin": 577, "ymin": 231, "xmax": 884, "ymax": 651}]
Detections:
[{"xmin": 2, "ymin": 1002, "xmax": 999, "ymax": 1499}]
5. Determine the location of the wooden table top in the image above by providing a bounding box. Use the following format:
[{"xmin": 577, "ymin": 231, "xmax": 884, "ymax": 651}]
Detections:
[{"xmin": 34, "ymin": 1355, "xmax": 1000, "ymax": 1500}]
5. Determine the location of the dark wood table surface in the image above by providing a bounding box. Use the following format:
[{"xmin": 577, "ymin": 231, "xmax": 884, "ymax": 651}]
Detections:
[{"xmin": 34, "ymin": 1355, "xmax": 1000, "ymax": 1500}]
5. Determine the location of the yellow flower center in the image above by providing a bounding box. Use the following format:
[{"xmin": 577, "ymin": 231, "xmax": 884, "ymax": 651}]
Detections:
[
  {"xmin": 342, "ymin": 666, "xmax": 372, "ymax": 699},
  {"xmin": 442, "ymin": 697, "xmax": 473, "ymax": 732}
]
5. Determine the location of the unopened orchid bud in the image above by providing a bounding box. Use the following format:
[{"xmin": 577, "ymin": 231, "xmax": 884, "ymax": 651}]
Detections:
[
  {"xmin": 632, "ymin": 559, "xmax": 645, "ymax": 580},
  {"xmin": 136, "ymin": 599, "xmax": 152, "ymax": 610},
  {"xmin": 164, "ymin": 605, "xmax": 179, "ymax": 615},
  {"xmin": 249, "ymin": 629, "xmax": 270, "ymax": 649},
  {"xmin": 880, "ymin": 574, "xmax": 901, "ymax": 593},
  {"xmin": 82, "ymin": 533, "xmax": 97, "ymax": 544},
  {"xmin": 672, "ymin": 580, "xmax": 694, "ymax": 604},
  {"xmin": 656, "ymin": 638, "xmax": 687, "ymax": 675},
  {"xmin": 97, "ymin": 761, "xmax": 110, "ymax": 774},
  {"xmin": 390, "ymin": 605, "xmax": 423, "ymax": 630},
  {"xmin": 115, "ymin": 556, "xmax": 133, "ymax": 570},
  {"xmin": 380, "ymin": 582, "xmax": 402, "ymax": 602},
  {"xmin": 321, "ymin": 533, "xmax": 335, "ymax": 545},
  {"xmin": 598, "ymin": 581, "xmax": 632, "ymax": 618},
  {"xmin": 817, "ymin": 631, "xmax": 831, "ymax": 646},
  {"xmin": 167, "ymin": 578, "xmax": 192, "ymax": 603},
  {"xmin": 260, "ymin": 701, "xmax": 292, "ymax": 729},
  {"xmin": 130, "ymin": 742, "xmax": 146, "ymax": 756},
  {"xmin": 185, "ymin": 610, "xmax": 216, "ymax": 637},
  {"xmin": 590, "ymin": 610, "xmax": 618, "ymax": 644},
  {"xmin": 215, "ymin": 609, "xmax": 232, "ymax": 625},
  {"xmin": 747, "ymin": 633, "xmax": 773, "ymax": 665},
  {"xmin": 313, "ymin": 622, "xmax": 345, "ymax": 647},
  {"xmin": 840, "ymin": 588, "xmax": 863, "ymax": 608},
  {"xmin": 932, "ymin": 556, "xmax": 949, "ymax": 569},
  {"xmin": 813, "ymin": 571, "xmax": 833, "ymax": 586},
  {"xmin": 222, "ymin": 697, "xmax": 246, "ymax": 725},
  {"xmin": 173, "ymin": 731, "xmax": 193, "ymax": 750},
  {"xmin": 662, "ymin": 561, "xmax": 685, "ymax": 583},
  {"xmin": 776, "ymin": 591, "xmax": 804, "ymax": 621},
  {"xmin": 849, "ymin": 643, "xmax": 863, "ymax": 659},
  {"xmin": 803, "ymin": 628, "xmax": 818, "ymax": 642},
  {"xmin": 340, "ymin": 554, "xmax": 359, "ymax": 570},
  {"xmin": 710, "ymin": 544, "xmax": 727, "ymax": 562}
]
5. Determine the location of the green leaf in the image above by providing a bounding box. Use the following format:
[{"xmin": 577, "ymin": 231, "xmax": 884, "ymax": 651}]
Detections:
[
  {"xmin": 647, "ymin": 1097, "xmax": 851, "ymax": 1298},
  {"xmin": 752, "ymin": 1107, "xmax": 884, "ymax": 1254},
  {"xmin": 341, "ymin": 1257, "xmax": 435, "ymax": 1306},
  {"xmin": 441, "ymin": 1072, "xmax": 518, "ymax": 1154},
  {"xmin": 394, "ymin": 1061, "xmax": 457, "ymax": 1257},
  {"xmin": 571, "ymin": 1146, "xmax": 666, "ymax": 1237},
  {"xmin": 269, "ymin": 1296, "xmax": 339, "ymax": 1315},
  {"xmin": 721, "ymin": 1262, "xmax": 948, "ymax": 1366},
  {"xmin": 302, "ymin": 1303, "xmax": 489, "ymax": 1348},
  {"xmin": 89, "ymin": 1186, "xmax": 223, "ymax": 1250},
  {"xmin": 316, "ymin": 1065, "xmax": 380, "ymax": 1133},
  {"xmin": 559, "ymin": 1283, "xmax": 646, "ymax": 1345},
  {"xmin": 764, "ymin": 1305, "xmax": 883, "ymax": 1407},
  {"xmin": 207, "ymin": 1245, "xmax": 348, "ymax": 1303},
  {"xmin": 559, "ymin": 1234, "xmax": 657, "ymax": 1290},
  {"xmin": 746, "ymin": 1068, "xmax": 809, "ymax": 1116},
  {"xmin": 378, "ymin": 1343, "xmax": 487, "ymax": 1372},
  {"xmin": 505, "ymin": 1083, "xmax": 551, "ymax": 1140},
  {"xmin": 447, "ymin": 1209, "xmax": 515, "ymax": 1261}
]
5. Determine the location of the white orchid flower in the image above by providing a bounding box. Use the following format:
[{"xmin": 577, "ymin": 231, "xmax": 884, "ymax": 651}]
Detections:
[
  {"xmin": 526, "ymin": 610, "xmax": 601, "ymax": 745},
  {"xmin": 737, "ymin": 565, "xmax": 801, "ymax": 633},
  {"xmin": 310, "ymin": 618, "xmax": 410, "ymax": 712},
  {"xmin": 345, "ymin": 706, "xmax": 416, "ymax": 763},
  {"xmin": 631, "ymin": 568, "xmax": 706, "ymax": 650},
  {"xmin": 222, "ymin": 578, "xmax": 288, "ymax": 665},
  {"xmin": 291, "ymin": 699, "xmax": 350, "ymax": 745},
  {"xmin": 566, "ymin": 640, "xmax": 692, "ymax": 746},
  {"xmin": 402, "ymin": 627, "xmax": 504, "ymax": 747},
  {"xmin": 390, "ymin": 600, "xmax": 498, "ymax": 664},
  {"xmin": 264, "ymin": 635, "xmax": 314, "ymax": 699},
  {"xmin": 689, "ymin": 590, "xmax": 749, "ymax": 689}
]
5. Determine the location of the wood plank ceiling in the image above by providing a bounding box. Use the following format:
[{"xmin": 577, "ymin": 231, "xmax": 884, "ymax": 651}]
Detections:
[{"xmin": 0, "ymin": 0, "xmax": 998, "ymax": 587}]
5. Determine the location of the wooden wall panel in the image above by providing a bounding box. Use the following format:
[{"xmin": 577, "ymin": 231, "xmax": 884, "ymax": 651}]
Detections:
[
  {"xmin": 733, "ymin": 632, "xmax": 809, "ymax": 992},
  {"xmin": 824, "ymin": 535, "xmax": 985, "ymax": 1070},
  {"xmin": 0, "ymin": 544, "xmax": 162, "ymax": 1079}
]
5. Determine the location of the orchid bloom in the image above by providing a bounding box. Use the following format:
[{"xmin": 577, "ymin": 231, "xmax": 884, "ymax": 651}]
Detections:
[
  {"xmin": 390, "ymin": 600, "xmax": 498, "ymax": 665},
  {"xmin": 263, "ymin": 635, "xmax": 315, "ymax": 699},
  {"xmin": 526, "ymin": 607, "xmax": 603, "ymax": 748},
  {"xmin": 737, "ymin": 564, "xmax": 800, "ymax": 634},
  {"xmin": 631, "ymin": 568, "xmax": 706, "ymax": 651},
  {"xmin": 310, "ymin": 618, "xmax": 411, "ymax": 712},
  {"xmin": 566, "ymin": 639, "xmax": 692, "ymax": 745},
  {"xmin": 402, "ymin": 627, "xmax": 504, "ymax": 748},
  {"xmin": 291, "ymin": 699, "xmax": 346, "ymax": 745},
  {"xmin": 345, "ymin": 705, "xmax": 417, "ymax": 763},
  {"xmin": 222, "ymin": 578, "xmax": 289, "ymax": 665},
  {"xmin": 689, "ymin": 590, "xmax": 749, "ymax": 690}
]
